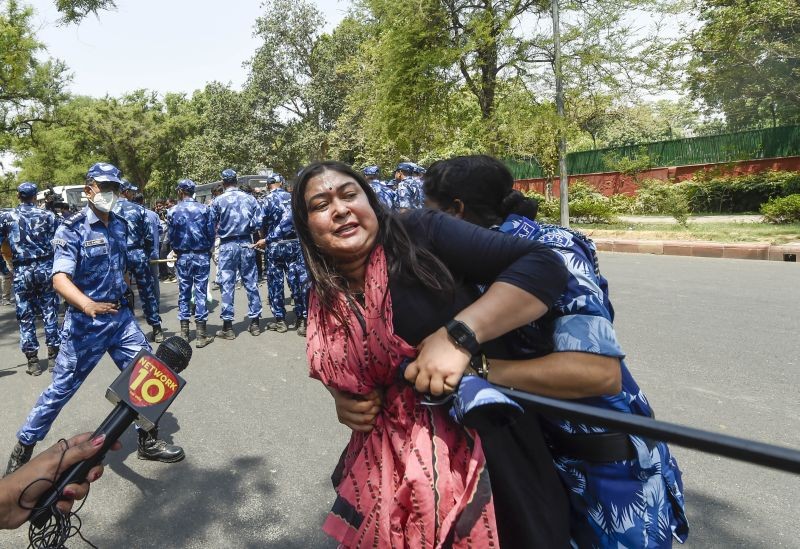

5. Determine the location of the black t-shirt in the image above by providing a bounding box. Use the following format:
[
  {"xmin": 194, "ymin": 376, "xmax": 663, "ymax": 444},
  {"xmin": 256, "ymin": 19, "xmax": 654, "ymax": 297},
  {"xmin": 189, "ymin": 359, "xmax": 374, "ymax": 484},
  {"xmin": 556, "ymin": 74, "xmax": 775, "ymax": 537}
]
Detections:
[{"xmin": 389, "ymin": 210, "xmax": 571, "ymax": 548}]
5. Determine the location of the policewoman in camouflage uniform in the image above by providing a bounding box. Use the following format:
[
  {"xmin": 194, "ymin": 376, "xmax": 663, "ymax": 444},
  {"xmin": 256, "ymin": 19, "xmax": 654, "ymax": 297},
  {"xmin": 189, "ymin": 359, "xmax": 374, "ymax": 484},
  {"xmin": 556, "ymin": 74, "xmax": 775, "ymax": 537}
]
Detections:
[
  {"xmin": 393, "ymin": 162, "xmax": 424, "ymax": 211},
  {"xmin": 362, "ymin": 166, "xmax": 396, "ymax": 211},
  {"xmin": 166, "ymin": 179, "xmax": 215, "ymax": 347},
  {"xmin": 254, "ymin": 174, "xmax": 308, "ymax": 336},
  {"xmin": 113, "ymin": 180, "xmax": 164, "ymax": 342},
  {"xmin": 0, "ymin": 182, "xmax": 60, "ymax": 375},
  {"xmin": 211, "ymin": 169, "xmax": 263, "ymax": 339},
  {"xmin": 4, "ymin": 163, "xmax": 184, "ymax": 477}
]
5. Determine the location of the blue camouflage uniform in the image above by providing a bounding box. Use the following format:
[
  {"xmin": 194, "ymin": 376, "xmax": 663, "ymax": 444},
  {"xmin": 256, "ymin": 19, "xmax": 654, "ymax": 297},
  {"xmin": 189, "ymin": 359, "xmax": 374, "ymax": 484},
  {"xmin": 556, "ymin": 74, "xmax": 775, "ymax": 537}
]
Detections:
[
  {"xmin": 0, "ymin": 188, "xmax": 61, "ymax": 356},
  {"xmin": 362, "ymin": 166, "xmax": 395, "ymax": 211},
  {"xmin": 144, "ymin": 206, "xmax": 161, "ymax": 306},
  {"xmin": 16, "ymin": 206, "xmax": 151, "ymax": 445},
  {"xmin": 369, "ymin": 181, "xmax": 397, "ymax": 211},
  {"xmin": 497, "ymin": 214, "xmax": 688, "ymax": 548},
  {"xmin": 167, "ymin": 190, "xmax": 215, "ymax": 322},
  {"xmin": 113, "ymin": 196, "xmax": 161, "ymax": 326},
  {"xmin": 211, "ymin": 186, "xmax": 262, "ymax": 321},
  {"xmin": 261, "ymin": 187, "xmax": 308, "ymax": 321}
]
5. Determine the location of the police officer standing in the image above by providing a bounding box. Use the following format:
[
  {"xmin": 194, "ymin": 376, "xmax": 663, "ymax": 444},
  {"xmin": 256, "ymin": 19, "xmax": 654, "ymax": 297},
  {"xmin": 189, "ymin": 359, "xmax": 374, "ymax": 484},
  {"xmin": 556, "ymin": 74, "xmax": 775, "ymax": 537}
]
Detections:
[
  {"xmin": 167, "ymin": 179, "xmax": 215, "ymax": 348},
  {"xmin": 5, "ymin": 163, "xmax": 184, "ymax": 476},
  {"xmin": 113, "ymin": 181, "xmax": 165, "ymax": 342},
  {"xmin": 363, "ymin": 166, "xmax": 396, "ymax": 211},
  {"xmin": 394, "ymin": 162, "xmax": 422, "ymax": 212},
  {"xmin": 132, "ymin": 192, "xmax": 162, "ymax": 311},
  {"xmin": 211, "ymin": 169, "xmax": 263, "ymax": 339},
  {"xmin": 0, "ymin": 182, "xmax": 61, "ymax": 375},
  {"xmin": 254, "ymin": 174, "xmax": 308, "ymax": 336}
]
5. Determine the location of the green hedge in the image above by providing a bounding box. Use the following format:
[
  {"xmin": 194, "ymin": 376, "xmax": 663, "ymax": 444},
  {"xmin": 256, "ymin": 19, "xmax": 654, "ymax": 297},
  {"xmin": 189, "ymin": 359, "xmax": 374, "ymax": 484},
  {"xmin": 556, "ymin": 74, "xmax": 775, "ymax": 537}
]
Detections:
[
  {"xmin": 524, "ymin": 181, "xmax": 618, "ymax": 224},
  {"xmin": 761, "ymin": 194, "xmax": 800, "ymax": 224},
  {"xmin": 679, "ymin": 171, "xmax": 800, "ymax": 213}
]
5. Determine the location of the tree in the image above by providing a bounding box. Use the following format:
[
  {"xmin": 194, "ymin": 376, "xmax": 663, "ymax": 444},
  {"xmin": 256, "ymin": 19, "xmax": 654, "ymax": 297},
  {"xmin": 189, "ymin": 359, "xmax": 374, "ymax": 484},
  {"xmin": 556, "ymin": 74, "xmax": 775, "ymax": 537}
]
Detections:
[
  {"xmin": 53, "ymin": 0, "xmax": 115, "ymax": 23},
  {"xmin": 176, "ymin": 83, "xmax": 262, "ymax": 185},
  {"xmin": 14, "ymin": 91, "xmax": 202, "ymax": 195},
  {"xmin": 687, "ymin": 0, "xmax": 800, "ymax": 129},
  {"xmin": 246, "ymin": 0, "xmax": 327, "ymax": 166},
  {"xmin": 0, "ymin": 0, "xmax": 68, "ymax": 152}
]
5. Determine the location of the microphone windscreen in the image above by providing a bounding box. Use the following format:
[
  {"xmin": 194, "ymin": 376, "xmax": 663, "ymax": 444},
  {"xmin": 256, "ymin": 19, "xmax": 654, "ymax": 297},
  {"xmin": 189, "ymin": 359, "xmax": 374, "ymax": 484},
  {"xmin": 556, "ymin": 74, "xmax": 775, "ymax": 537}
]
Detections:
[{"xmin": 155, "ymin": 336, "xmax": 193, "ymax": 373}]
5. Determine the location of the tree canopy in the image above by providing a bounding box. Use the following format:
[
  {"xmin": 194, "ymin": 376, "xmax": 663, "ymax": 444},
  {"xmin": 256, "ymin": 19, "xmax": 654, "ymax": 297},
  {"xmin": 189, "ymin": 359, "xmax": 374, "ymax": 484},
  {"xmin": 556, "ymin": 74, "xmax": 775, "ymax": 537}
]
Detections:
[{"xmin": 3, "ymin": 0, "xmax": 796, "ymax": 198}]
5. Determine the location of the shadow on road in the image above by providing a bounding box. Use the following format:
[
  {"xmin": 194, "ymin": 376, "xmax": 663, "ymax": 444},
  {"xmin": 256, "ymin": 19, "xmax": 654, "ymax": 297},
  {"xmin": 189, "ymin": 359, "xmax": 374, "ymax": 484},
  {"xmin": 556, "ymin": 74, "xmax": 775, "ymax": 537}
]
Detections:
[
  {"xmin": 92, "ymin": 413, "xmax": 328, "ymax": 548},
  {"xmin": 685, "ymin": 489, "xmax": 768, "ymax": 548}
]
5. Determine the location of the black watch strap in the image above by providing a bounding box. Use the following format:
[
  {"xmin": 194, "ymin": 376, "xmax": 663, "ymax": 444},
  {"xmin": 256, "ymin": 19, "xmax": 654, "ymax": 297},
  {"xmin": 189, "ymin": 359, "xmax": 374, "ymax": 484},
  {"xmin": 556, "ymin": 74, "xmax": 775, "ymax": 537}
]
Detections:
[{"xmin": 445, "ymin": 319, "xmax": 481, "ymax": 355}]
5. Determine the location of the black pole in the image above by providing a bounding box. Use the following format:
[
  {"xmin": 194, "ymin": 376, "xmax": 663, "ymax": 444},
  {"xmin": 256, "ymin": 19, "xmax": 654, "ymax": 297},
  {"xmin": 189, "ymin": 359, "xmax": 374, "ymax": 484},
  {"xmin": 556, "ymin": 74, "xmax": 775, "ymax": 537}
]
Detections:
[{"xmin": 499, "ymin": 387, "xmax": 800, "ymax": 475}]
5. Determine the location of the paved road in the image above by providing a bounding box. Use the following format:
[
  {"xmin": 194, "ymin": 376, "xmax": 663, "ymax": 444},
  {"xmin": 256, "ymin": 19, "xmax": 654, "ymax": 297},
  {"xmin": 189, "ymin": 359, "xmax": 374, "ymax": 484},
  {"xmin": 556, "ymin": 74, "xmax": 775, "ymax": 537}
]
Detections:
[{"xmin": 0, "ymin": 254, "xmax": 798, "ymax": 547}]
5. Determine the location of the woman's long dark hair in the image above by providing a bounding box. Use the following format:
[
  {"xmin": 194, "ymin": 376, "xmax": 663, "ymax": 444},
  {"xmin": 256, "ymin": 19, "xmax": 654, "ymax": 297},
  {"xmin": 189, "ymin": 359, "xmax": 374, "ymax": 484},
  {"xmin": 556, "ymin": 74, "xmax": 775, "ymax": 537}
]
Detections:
[
  {"xmin": 292, "ymin": 161, "xmax": 454, "ymax": 318},
  {"xmin": 424, "ymin": 154, "xmax": 539, "ymax": 228}
]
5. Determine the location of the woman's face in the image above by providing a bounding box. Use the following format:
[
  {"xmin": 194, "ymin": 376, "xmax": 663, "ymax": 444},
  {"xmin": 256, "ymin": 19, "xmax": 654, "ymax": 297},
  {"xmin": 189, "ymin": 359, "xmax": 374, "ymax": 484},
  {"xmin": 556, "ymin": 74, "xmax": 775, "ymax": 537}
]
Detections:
[{"xmin": 304, "ymin": 169, "xmax": 379, "ymax": 263}]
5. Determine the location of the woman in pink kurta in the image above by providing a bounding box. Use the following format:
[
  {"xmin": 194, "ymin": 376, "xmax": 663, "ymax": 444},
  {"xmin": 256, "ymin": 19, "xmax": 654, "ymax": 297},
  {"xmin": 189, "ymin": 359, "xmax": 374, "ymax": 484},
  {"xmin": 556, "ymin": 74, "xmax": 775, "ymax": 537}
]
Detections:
[{"xmin": 295, "ymin": 161, "xmax": 569, "ymax": 548}]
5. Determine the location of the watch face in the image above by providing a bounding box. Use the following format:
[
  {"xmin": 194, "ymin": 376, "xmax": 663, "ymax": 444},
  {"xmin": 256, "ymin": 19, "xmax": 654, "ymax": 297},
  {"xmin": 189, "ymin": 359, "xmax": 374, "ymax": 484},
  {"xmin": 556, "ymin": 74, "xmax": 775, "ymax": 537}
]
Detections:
[{"xmin": 447, "ymin": 320, "xmax": 479, "ymax": 354}]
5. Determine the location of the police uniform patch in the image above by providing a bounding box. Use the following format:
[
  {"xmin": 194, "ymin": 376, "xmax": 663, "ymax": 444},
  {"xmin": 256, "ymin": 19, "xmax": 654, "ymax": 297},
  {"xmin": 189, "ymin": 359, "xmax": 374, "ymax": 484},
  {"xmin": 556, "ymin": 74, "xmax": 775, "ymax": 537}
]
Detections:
[
  {"xmin": 63, "ymin": 211, "xmax": 86, "ymax": 228},
  {"xmin": 52, "ymin": 238, "xmax": 67, "ymax": 248},
  {"xmin": 540, "ymin": 231, "xmax": 571, "ymax": 247},
  {"xmin": 83, "ymin": 238, "xmax": 107, "ymax": 247}
]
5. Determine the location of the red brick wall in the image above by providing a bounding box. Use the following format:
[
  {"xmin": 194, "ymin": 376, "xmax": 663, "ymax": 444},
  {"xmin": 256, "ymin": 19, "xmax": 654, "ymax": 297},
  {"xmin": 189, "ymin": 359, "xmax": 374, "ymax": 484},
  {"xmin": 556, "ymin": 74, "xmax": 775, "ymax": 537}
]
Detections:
[{"xmin": 514, "ymin": 156, "xmax": 800, "ymax": 197}]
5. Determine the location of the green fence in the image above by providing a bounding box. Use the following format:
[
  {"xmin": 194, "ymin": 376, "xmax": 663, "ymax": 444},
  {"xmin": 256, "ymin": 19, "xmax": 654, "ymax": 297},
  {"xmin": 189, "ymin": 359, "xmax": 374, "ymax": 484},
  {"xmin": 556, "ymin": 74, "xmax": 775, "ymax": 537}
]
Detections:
[{"xmin": 507, "ymin": 125, "xmax": 800, "ymax": 180}]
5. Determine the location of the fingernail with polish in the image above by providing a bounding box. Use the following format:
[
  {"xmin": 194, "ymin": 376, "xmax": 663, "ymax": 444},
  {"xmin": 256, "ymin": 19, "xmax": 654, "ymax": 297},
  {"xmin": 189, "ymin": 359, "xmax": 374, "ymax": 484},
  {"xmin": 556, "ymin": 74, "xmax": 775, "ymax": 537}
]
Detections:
[
  {"xmin": 62, "ymin": 488, "xmax": 76, "ymax": 499},
  {"xmin": 91, "ymin": 434, "xmax": 106, "ymax": 447}
]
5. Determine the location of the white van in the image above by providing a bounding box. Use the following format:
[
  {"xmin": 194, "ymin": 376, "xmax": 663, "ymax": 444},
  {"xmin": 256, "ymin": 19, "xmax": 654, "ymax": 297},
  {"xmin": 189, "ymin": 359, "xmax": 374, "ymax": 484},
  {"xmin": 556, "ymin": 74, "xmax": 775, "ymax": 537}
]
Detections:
[{"xmin": 36, "ymin": 185, "xmax": 87, "ymax": 211}]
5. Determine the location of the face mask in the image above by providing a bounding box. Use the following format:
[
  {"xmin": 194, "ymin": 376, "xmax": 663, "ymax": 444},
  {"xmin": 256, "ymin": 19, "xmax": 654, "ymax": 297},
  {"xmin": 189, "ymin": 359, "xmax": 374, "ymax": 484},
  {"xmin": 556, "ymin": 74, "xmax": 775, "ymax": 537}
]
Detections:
[{"xmin": 89, "ymin": 191, "xmax": 118, "ymax": 213}]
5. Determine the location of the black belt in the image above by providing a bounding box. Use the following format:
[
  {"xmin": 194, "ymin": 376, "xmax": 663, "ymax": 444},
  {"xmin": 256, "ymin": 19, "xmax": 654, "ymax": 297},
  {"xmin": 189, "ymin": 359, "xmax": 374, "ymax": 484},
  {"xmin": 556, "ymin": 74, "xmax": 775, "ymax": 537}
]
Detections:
[
  {"xmin": 545, "ymin": 428, "xmax": 646, "ymax": 462},
  {"xmin": 13, "ymin": 255, "xmax": 53, "ymax": 268},
  {"xmin": 128, "ymin": 246, "xmax": 144, "ymax": 251},
  {"xmin": 70, "ymin": 297, "xmax": 127, "ymax": 313},
  {"xmin": 219, "ymin": 235, "xmax": 251, "ymax": 244}
]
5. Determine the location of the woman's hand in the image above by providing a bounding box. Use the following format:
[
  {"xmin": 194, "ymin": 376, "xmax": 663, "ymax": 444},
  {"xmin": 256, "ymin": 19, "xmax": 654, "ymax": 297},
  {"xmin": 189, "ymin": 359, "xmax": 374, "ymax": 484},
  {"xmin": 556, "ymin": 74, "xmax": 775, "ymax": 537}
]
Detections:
[
  {"xmin": 404, "ymin": 327, "xmax": 471, "ymax": 396},
  {"xmin": 329, "ymin": 388, "xmax": 383, "ymax": 433},
  {"xmin": 0, "ymin": 433, "xmax": 121, "ymax": 530}
]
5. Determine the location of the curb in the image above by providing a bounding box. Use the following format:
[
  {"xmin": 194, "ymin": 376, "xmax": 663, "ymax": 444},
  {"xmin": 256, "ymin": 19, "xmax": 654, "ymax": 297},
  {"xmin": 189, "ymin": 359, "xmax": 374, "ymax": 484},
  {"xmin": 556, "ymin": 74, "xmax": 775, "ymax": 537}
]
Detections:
[{"xmin": 593, "ymin": 239, "xmax": 800, "ymax": 262}]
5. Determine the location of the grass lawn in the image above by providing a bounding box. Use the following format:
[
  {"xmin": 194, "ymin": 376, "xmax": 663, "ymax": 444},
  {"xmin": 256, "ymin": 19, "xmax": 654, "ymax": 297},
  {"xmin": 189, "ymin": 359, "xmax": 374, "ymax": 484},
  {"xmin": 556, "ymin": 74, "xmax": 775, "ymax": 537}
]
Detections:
[{"xmin": 573, "ymin": 222, "xmax": 800, "ymax": 245}]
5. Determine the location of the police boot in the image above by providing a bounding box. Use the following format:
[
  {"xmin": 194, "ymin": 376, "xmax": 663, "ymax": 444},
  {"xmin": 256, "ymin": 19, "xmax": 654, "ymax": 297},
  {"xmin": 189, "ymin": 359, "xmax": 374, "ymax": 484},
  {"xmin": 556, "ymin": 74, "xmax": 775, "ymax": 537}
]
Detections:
[
  {"xmin": 296, "ymin": 318, "xmax": 307, "ymax": 337},
  {"xmin": 137, "ymin": 428, "xmax": 185, "ymax": 463},
  {"xmin": 47, "ymin": 346, "xmax": 60, "ymax": 373},
  {"xmin": 216, "ymin": 320, "xmax": 235, "ymax": 340},
  {"xmin": 248, "ymin": 318, "xmax": 261, "ymax": 336},
  {"xmin": 152, "ymin": 324, "xmax": 165, "ymax": 343},
  {"xmin": 25, "ymin": 352, "xmax": 41, "ymax": 376},
  {"xmin": 5, "ymin": 441, "xmax": 35, "ymax": 476},
  {"xmin": 179, "ymin": 320, "xmax": 190, "ymax": 342},
  {"xmin": 195, "ymin": 321, "xmax": 213, "ymax": 348},
  {"xmin": 267, "ymin": 319, "xmax": 288, "ymax": 333}
]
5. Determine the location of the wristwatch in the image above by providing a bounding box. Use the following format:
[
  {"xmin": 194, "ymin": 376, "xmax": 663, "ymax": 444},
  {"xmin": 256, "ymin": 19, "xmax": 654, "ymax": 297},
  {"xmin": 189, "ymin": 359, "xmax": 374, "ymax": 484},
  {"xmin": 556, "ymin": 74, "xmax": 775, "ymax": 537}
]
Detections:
[{"xmin": 445, "ymin": 319, "xmax": 481, "ymax": 355}]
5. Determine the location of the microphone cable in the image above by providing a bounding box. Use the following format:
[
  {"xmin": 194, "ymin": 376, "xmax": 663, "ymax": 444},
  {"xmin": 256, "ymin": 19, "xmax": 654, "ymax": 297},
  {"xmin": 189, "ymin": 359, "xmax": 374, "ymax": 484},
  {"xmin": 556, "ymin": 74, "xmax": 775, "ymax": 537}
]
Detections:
[{"xmin": 19, "ymin": 438, "xmax": 98, "ymax": 549}]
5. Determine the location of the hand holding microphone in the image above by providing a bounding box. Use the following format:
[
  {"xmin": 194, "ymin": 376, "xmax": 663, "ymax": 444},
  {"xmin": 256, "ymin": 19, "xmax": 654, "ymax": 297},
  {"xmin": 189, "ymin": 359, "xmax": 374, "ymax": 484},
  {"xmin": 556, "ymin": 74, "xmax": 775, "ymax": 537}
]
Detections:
[
  {"xmin": 0, "ymin": 433, "xmax": 121, "ymax": 530},
  {"xmin": 28, "ymin": 336, "xmax": 192, "ymax": 528}
]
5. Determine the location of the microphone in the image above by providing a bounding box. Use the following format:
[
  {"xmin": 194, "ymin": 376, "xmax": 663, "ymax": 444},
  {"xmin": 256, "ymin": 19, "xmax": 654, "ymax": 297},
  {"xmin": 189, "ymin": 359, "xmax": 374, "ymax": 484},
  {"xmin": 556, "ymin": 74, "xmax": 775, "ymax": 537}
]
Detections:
[{"xmin": 29, "ymin": 336, "xmax": 192, "ymax": 527}]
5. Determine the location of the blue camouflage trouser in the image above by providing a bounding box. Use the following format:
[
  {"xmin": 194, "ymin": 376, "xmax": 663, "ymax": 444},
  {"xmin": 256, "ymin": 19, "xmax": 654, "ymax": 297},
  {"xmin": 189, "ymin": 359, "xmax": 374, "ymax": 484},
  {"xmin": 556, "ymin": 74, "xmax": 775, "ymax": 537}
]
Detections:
[
  {"xmin": 266, "ymin": 240, "xmax": 309, "ymax": 320},
  {"xmin": 13, "ymin": 261, "xmax": 60, "ymax": 354},
  {"xmin": 127, "ymin": 248, "xmax": 161, "ymax": 326},
  {"xmin": 218, "ymin": 241, "xmax": 262, "ymax": 321},
  {"xmin": 16, "ymin": 306, "xmax": 150, "ymax": 445},
  {"xmin": 176, "ymin": 252, "xmax": 211, "ymax": 322}
]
